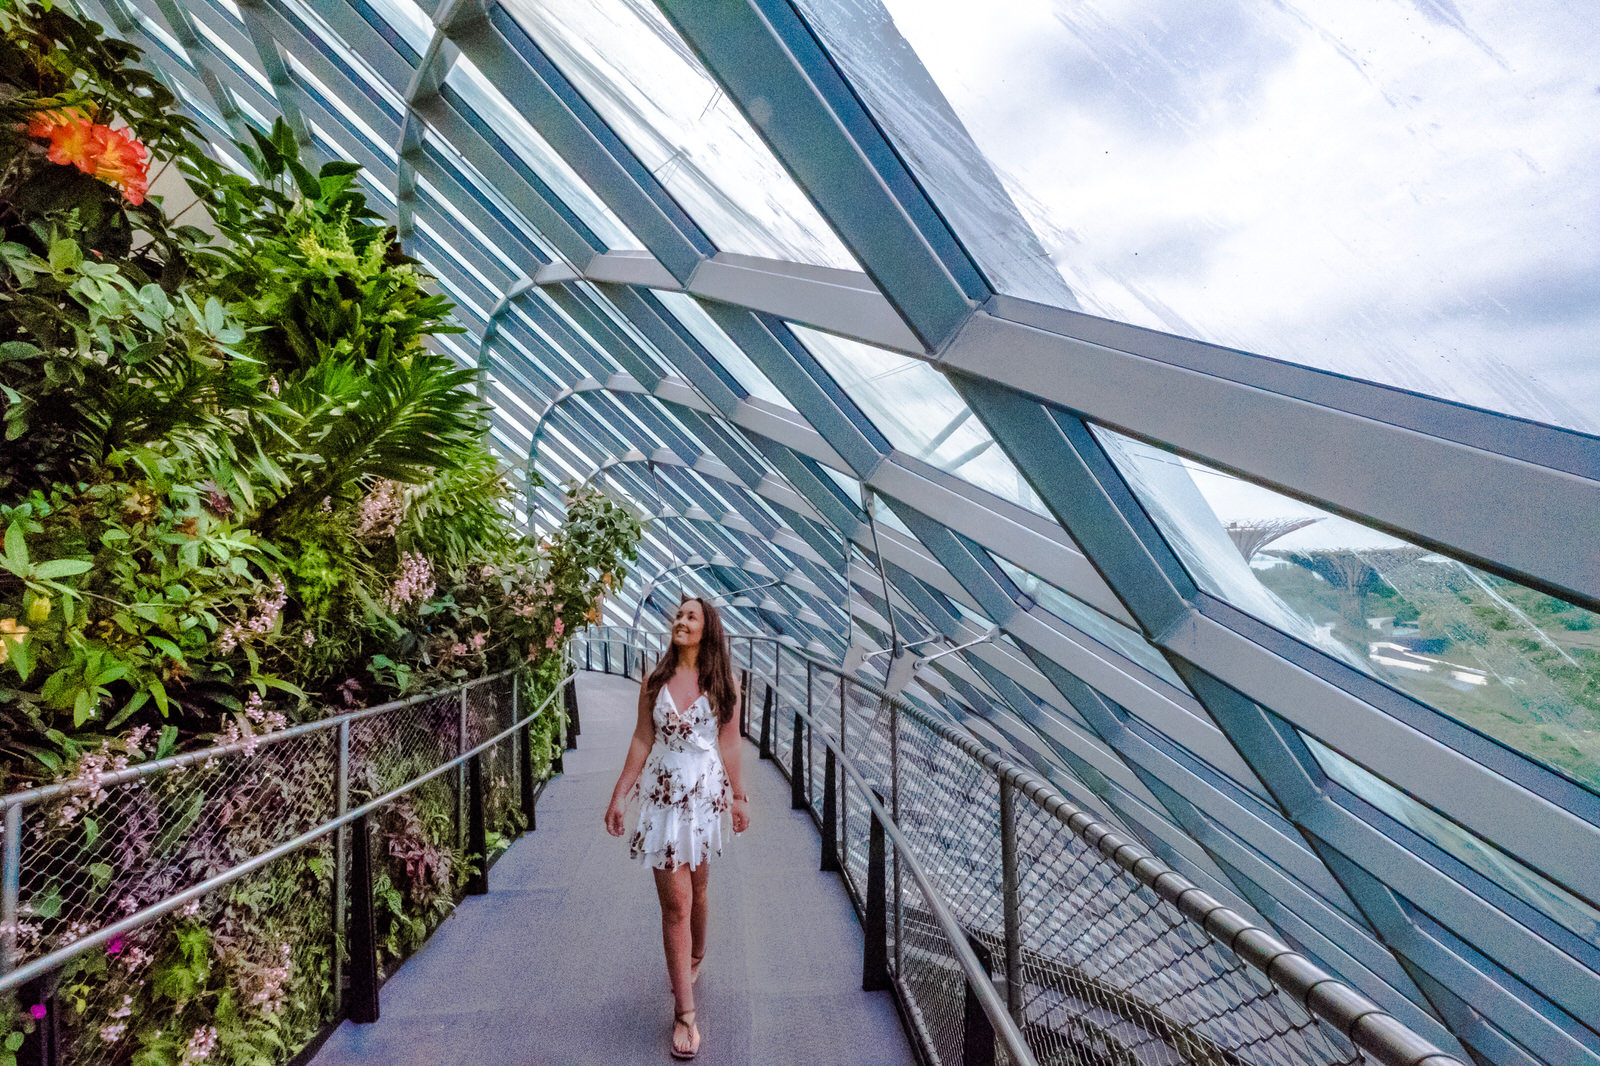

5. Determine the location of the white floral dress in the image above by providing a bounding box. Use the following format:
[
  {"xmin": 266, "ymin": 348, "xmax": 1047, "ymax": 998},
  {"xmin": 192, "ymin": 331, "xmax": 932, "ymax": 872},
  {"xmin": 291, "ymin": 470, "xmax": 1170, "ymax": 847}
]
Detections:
[{"xmin": 629, "ymin": 685, "xmax": 731, "ymax": 871}]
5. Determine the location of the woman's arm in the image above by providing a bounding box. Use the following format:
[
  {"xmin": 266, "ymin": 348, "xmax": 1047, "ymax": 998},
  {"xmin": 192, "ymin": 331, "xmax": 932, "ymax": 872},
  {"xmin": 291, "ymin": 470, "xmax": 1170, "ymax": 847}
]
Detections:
[
  {"xmin": 718, "ymin": 682, "xmax": 749, "ymax": 833},
  {"xmin": 603, "ymin": 686, "xmax": 656, "ymax": 836}
]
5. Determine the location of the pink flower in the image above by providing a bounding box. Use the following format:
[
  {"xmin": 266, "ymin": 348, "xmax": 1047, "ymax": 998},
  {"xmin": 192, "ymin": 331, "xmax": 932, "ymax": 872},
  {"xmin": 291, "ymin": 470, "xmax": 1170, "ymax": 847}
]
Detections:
[
  {"xmin": 107, "ymin": 935, "xmax": 124, "ymax": 956},
  {"xmin": 30, "ymin": 1003, "xmax": 46, "ymax": 1020}
]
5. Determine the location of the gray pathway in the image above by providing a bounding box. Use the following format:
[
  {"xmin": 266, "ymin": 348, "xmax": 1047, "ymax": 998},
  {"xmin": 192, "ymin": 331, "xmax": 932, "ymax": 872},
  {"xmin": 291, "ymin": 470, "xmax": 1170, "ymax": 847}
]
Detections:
[{"xmin": 313, "ymin": 670, "xmax": 915, "ymax": 1065}]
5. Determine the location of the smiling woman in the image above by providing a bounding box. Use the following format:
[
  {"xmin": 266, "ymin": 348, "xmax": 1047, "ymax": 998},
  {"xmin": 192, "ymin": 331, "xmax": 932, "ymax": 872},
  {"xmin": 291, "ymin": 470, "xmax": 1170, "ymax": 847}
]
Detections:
[{"xmin": 603, "ymin": 597, "xmax": 747, "ymax": 1060}]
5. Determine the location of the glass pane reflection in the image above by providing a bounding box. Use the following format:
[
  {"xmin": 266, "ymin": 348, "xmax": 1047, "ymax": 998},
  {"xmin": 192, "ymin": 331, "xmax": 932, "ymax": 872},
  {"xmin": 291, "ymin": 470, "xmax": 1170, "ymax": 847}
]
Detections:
[
  {"xmin": 789, "ymin": 324, "xmax": 1047, "ymax": 515},
  {"xmin": 651, "ymin": 290, "xmax": 794, "ymax": 409},
  {"xmin": 1095, "ymin": 427, "xmax": 1600, "ymax": 792},
  {"xmin": 501, "ymin": 0, "xmax": 857, "ymax": 269},
  {"xmin": 1304, "ymin": 734, "xmax": 1600, "ymax": 947},
  {"xmin": 445, "ymin": 55, "xmax": 642, "ymax": 250},
  {"xmin": 991, "ymin": 554, "xmax": 1184, "ymax": 687},
  {"xmin": 801, "ymin": 0, "xmax": 1600, "ymax": 434}
]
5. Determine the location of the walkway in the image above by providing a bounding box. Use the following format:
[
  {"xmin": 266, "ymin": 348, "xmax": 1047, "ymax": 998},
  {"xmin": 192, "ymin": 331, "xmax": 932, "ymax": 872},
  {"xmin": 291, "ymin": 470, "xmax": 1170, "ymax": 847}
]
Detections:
[{"xmin": 312, "ymin": 670, "xmax": 915, "ymax": 1065}]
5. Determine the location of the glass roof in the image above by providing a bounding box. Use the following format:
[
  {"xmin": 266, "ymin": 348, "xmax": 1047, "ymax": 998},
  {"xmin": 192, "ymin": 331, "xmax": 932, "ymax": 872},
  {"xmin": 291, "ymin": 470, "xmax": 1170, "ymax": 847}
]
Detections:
[
  {"xmin": 502, "ymin": 0, "xmax": 858, "ymax": 268},
  {"xmin": 107, "ymin": 0, "xmax": 1600, "ymax": 1049},
  {"xmin": 1096, "ymin": 425, "xmax": 1600, "ymax": 794},
  {"xmin": 801, "ymin": 0, "xmax": 1600, "ymax": 435},
  {"xmin": 789, "ymin": 324, "xmax": 1047, "ymax": 514}
]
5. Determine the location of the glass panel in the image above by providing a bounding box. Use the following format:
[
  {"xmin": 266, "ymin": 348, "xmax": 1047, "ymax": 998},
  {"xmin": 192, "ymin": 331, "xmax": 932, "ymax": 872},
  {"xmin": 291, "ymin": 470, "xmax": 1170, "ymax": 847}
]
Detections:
[
  {"xmin": 362, "ymin": 0, "xmax": 433, "ymax": 55},
  {"xmin": 1304, "ymin": 734, "xmax": 1599, "ymax": 946},
  {"xmin": 501, "ymin": 0, "xmax": 857, "ymax": 269},
  {"xmin": 789, "ymin": 324, "xmax": 1047, "ymax": 514},
  {"xmin": 1096, "ymin": 426, "xmax": 1600, "ymax": 792},
  {"xmin": 188, "ymin": 12, "xmax": 275, "ymax": 95},
  {"xmin": 992, "ymin": 553, "xmax": 1184, "ymax": 687},
  {"xmin": 283, "ymin": 53, "xmax": 396, "ymax": 161},
  {"xmin": 651, "ymin": 291, "xmax": 794, "ymax": 409},
  {"xmin": 818, "ymin": 464, "xmax": 864, "ymax": 506},
  {"xmin": 802, "ymin": 0, "xmax": 1600, "ymax": 434},
  {"xmin": 444, "ymin": 55, "xmax": 643, "ymax": 250}
]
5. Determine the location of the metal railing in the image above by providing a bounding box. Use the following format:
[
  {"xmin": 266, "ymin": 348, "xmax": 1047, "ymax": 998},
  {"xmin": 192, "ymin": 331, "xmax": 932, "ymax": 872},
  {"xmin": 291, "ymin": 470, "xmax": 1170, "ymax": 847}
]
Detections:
[
  {"xmin": 0, "ymin": 654, "xmax": 575, "ymax": 1063},
  {"xmin": 583, "ymin": 626, "xmax": 1464, "ymax": 1066}
]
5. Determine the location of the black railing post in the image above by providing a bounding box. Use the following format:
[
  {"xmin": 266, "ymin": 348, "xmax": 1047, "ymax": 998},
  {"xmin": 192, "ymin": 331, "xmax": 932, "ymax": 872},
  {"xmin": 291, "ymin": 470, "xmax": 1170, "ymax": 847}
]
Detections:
[
  {"xmin": 821, "ymin": 747, "xmax": 839, "ymax": 872},
  {"xmin": 758, "ymin": 685, "xmax": 774, "ymax": 760},
  {"xmin": 603, "ymin": 640, "xmax": 611, "ymax": 674},
  {"xmin": 348, "ymin": 813, "xmax": 380, "ymax": 1024},
  {"xmin": 585, "ymin": 637, "xmax": 592, "ymax": 671},
  {"xmin": 1000, "ymin": 777, "xmax": 1022, "ymax": 1025},
  {"xmin": 16, "ymin": 977, "xmax": 61, "ymax": 1066},
  {"xmin": 963, "ymin": 935, "xmax": 997, "ymax": 1066},
  {"xmin": 863, "ymin": 789, "xmax": 889, "ymax": 991},
  {"xmin": 790, "ymin": 712, "xmax": 806, "ymax": 810},
  {"xmin": 564, "ymin": 674, "xmax": 580, "ymax": 749},
  {"xmin": 521, "ymin": 714, "xmax": 537, "ymax": 831},
  {"xmin": 739, "ymin": 669, "xmax": 751, "ymax": 737},
  {"xmin": 466, "ymin": 753, "xmax": 488, "ymax": 895}
]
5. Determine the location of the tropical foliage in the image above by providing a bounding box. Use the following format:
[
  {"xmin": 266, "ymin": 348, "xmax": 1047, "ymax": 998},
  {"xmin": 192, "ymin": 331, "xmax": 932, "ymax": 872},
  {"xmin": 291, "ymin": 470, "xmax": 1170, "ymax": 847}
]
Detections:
[{"xmin": 0, "ymin": 3, "xmax": 640, "ymax": 1061}]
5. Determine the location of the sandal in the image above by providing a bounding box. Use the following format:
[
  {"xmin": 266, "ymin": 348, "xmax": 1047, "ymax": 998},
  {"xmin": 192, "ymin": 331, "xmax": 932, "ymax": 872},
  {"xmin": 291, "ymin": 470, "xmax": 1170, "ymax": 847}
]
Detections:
[{"xmin": 671, "ymin": 1009, "xmax": 700, "ymax": 1060}]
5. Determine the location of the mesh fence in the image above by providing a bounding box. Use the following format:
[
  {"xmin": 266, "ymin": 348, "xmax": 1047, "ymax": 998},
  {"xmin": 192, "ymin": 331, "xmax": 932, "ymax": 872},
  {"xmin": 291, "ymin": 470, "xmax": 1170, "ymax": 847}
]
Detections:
[
  {"xmin": 2, "ymin": 666, "xmax": 556, "ymax": 1063},
  {"xmin": 726, "ymin": 637, "xmax": 1375, "ymax": 1066}
]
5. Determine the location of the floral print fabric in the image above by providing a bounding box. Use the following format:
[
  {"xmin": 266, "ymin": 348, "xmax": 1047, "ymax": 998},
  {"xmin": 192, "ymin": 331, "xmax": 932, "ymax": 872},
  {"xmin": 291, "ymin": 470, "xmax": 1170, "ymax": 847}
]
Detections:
[{"xmin": 629, "ymin": 685, "xmax": 731, "ymax": 870}]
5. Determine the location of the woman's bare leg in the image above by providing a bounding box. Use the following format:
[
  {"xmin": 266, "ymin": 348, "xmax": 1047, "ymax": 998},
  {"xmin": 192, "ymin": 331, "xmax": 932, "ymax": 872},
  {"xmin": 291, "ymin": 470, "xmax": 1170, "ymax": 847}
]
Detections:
[
  {"xmin": 654, "ymin": 865, "xmax": 696, "ymax": 1009},
  {"xmin": 689, "ymin": 862, "xmax": 711, "ymax": 975}
]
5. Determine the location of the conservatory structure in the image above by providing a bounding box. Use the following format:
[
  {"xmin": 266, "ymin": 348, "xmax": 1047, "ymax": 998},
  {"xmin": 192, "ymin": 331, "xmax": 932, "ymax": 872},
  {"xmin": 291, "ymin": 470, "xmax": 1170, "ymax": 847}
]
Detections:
[{"xmin": 10, "ymin": 0, "xmax": 1600, "ymax": 1064}]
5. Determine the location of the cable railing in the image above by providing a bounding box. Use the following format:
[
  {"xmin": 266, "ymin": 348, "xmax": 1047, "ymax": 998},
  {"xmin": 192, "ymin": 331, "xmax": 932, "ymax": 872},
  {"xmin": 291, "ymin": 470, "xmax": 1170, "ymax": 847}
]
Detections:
[
  {"xmin": 583, "ymin": 626, "xmax": 1464, "ymax": 1066},
  {"xmin": 0, "ymin": 654, "xmax": 575, "ymax": 1063}
]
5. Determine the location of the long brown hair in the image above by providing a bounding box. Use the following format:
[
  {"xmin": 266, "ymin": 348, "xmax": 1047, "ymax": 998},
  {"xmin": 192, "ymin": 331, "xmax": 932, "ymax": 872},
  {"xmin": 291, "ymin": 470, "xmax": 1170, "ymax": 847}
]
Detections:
[{"xmin": 643, "ymin": 597, "xmax": 738, "ymax": 724}]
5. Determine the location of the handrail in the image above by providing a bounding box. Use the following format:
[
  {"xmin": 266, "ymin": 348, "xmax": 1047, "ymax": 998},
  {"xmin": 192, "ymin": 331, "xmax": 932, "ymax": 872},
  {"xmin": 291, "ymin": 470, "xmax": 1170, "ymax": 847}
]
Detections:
[
  {"xmin": 591, "ymin": 625, "xmax": 1466, "ymax": 1066},
  {"xmin": 0, "ymin": 666, "xmax": 523, "ymax": 811},
  {"xmin": 0, "ymin": 660, "xmax": 568, "ymax": 995},
  {"xmin": 795, "ymin": 677, "xmax": 1040, "ymax": 1066}
]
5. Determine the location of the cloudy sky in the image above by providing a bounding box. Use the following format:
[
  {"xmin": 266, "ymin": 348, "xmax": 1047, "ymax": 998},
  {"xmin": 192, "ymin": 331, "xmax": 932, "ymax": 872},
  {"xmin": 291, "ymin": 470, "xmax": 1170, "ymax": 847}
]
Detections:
[{"xmin": 810, "ymin": 0, "xmax": 1600, "ymax": 433}]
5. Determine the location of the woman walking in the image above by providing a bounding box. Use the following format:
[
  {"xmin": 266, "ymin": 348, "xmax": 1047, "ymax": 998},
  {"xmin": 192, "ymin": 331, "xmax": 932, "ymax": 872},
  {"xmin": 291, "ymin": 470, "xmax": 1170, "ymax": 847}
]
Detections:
[{"xmin": 604, "ymin": 597, "xmax": 750, "ymax": 1060}]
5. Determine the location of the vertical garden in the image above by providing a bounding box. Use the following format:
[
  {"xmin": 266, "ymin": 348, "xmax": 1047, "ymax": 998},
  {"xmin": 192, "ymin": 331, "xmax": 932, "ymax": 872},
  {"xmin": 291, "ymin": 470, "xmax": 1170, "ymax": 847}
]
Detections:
[{"xmin": 0, "ymin": 2, "xmax": 640, "ymax": 1060}]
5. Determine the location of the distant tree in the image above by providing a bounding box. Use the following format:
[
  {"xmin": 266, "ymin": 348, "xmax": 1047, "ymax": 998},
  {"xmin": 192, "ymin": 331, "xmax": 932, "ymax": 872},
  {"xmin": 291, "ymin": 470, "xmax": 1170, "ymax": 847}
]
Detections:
[{"xmin": 1225, "ymin": 517, "xmax": 1322, "ymax": 562}]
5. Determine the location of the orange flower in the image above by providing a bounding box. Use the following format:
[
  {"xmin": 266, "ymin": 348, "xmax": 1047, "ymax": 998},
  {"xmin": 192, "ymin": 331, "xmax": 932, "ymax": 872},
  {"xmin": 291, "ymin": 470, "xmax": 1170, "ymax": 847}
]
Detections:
[
  {"xmin": 25, "ymin": 108, "xmax": 150, "ymax": 206},
  {"xmin": 93, "ymin": 125, "xmax": 150, "ymax": 205}
]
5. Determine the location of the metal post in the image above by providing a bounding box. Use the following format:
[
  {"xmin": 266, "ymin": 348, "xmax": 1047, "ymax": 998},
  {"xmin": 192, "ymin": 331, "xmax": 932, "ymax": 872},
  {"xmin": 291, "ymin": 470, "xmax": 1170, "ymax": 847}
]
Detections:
[
  {"xmin": 890, "ymin": 696, "xmax": 902, "ymax": 982},
  {"xmin": 759, "ymin": 685, "xmax": 774, "ymax": 760},
  {"xmin": 840, "ymin": 677, "xmax": 849, "ymax": 870},
  {"xmin": 806, "ymin": 662, "xmax": 815, "ymax": 806},
  {"xmin": 790, "ymin": 712, "xmax": 806, "ymax": 810},
  {"xmin": 16, "ymin": 977, "xmax": 61, "ymax": 1066},
  {"xmin": 466, "ymin": 753, "xmax": 488, "ymax": 895},
  {"xmin": 332, "ymin": 722, "xmax": 350, "ymax": 1019},
  {"xmin": 585, "ymin": 635, "xmax": 592, "ymax": 671},
  {"xmin": 457, "ymin": 686, "xmax": 469, "ymax": 850},
  {"xmin": 863, "ymin": 789, "xmax": 889, "ymax": 992},
  {"xmin": 739, "ymin": 668, "xmax": 751, "ymax": 738},
  {"xmin": 603, "ymin": 640, "xmax": 611, "ymax": 674},
  {"xmin": 821, "ymin": 748, "xmax": 839, "ymax": 872},
  {"xmin": 347, "ymin": 813, "xmax": 380, "ymax": 1024},
  {"xmin": 565, "ymin": 673, "xmax": 581, "ymax": 744},
  {"xmin": 1000, "ymin": 777, "xmax": 1023, "ymax": 1026},
  {"xmin": 519, "ymin": 678, "xmax": 536, "ymax": 829},
  {"xmin": 2, "ymin": 803, "xmax": 20, "ymax": 978},
  {"xmin": 964, "ymin": 935, "xmax": 997, "ymax": 1066}
]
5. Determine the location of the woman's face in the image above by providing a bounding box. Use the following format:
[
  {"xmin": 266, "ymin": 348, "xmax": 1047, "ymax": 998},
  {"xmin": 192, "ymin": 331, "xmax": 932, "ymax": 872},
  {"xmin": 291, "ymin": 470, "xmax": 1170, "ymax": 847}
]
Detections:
[{"xmin": 671, "ymin": 600, "xmax": 705, "ymax": 649}]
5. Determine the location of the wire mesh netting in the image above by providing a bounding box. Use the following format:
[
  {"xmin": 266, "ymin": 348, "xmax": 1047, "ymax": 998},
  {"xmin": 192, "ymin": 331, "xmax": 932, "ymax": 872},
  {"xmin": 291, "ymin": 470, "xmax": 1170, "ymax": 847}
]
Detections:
[
  {"xmin": 2, "ymin": 666, "xmax": 552, "ymax": 1063},
  {"xmin": 744, "ymin": 637, "xmax": 1372, "ymax": 1066}
]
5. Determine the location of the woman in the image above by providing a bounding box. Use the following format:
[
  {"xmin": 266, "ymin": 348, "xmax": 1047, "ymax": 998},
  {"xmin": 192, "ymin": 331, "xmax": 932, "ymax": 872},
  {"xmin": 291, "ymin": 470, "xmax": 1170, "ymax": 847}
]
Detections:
[{"xmin": 604, "ymin": 597, "xmax": 750, "ymax": 1060}]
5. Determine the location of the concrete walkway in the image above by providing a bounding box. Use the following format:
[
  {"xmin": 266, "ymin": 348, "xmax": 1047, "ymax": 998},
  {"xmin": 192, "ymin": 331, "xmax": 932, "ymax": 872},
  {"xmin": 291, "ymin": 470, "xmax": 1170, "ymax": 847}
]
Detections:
[{"xmin": 313, "ymin": 670, "xmax": 915, "ymax": 1065}]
